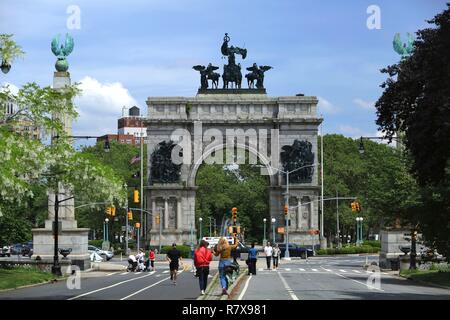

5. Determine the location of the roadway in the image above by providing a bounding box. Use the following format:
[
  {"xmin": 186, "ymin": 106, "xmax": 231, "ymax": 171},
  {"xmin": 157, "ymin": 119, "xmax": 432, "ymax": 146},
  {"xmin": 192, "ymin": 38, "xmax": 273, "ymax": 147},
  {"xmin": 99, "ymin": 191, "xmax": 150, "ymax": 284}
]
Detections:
[{"xmin": 236, "ymin": 255, "xmax": 450, "ymax": 300}]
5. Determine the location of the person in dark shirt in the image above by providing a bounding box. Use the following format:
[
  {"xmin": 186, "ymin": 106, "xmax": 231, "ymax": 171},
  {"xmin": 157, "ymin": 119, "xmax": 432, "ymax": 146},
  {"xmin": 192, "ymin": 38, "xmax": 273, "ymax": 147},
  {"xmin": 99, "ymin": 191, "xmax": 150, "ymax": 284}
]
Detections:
[{"xmin": 166, "ymin": 243, "xmax": 183, "ymax": 285}]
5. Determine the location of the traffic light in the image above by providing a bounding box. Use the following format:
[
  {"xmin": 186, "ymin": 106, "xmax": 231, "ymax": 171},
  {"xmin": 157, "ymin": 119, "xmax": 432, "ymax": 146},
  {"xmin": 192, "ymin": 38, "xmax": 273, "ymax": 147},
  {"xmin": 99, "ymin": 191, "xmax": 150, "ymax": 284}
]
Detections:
[
  {"xmin": 135, "ymin": 222, "xmax": 141, "ymax": 229},
  {"xmin": 106, "ymin": 207, "xmax": 112, "ymax": 215},
  {"xmin": 111, "ymin": 206, "xmax": 116, "ymax": 217},
  {"xmin": 133, "ymin": 189, "xmax": 139, "ymax": 203},
  {"xmin": 231, "ymin": 207, "xmax": 237, "ymax": 224},
  {"xmin": 351, "ymin": 201, "xmax": 361, "ymax": 212},
  {"xmin": 356, "ymin": 202, "xmax": 361, "ymax": 212},
  {"xmin": 228, "ymin": 226, "xmax": 241, "ymax": 234},
  {"xmin": 284, "ymin": 204, "xmax": 289, "ymax": 215},
  {"xmin": 127, "ymin": 211, "xmax": 133, "ymax": 220}
]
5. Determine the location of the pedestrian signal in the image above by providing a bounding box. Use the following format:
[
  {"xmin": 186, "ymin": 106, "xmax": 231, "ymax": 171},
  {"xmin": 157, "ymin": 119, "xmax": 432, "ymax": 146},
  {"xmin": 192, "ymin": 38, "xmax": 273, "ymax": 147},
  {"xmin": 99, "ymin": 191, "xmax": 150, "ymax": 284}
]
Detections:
[
  {"xmin": 135, "ymin": 222, "xmax": 141, "ymax": 229},
  {"xmin": 128, "ymin": 211, "xmax": 133, "ymax": 220},
  {"xmin": 155, "ymin": 215, "xmax": 160, "ymax": 224}
]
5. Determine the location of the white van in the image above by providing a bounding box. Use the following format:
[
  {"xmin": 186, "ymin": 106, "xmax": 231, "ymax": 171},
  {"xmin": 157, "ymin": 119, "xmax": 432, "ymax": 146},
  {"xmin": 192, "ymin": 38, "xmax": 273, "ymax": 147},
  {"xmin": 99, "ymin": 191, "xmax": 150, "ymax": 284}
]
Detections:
[{"xmin": 202, "ymin": 236, "xmax": 234, "ymax": 249}]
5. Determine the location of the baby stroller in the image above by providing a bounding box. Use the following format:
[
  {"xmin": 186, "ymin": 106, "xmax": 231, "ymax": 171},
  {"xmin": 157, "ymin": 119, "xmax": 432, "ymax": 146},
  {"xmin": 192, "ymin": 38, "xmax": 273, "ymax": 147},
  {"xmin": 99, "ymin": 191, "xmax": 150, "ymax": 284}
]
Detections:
[
  {"xmin": 127, "ymin": 255, "xmax": 138, "ymax": 272},
  {"xmin": 137, "ymin": 256, "xmax": 146, "ymax": 272}
]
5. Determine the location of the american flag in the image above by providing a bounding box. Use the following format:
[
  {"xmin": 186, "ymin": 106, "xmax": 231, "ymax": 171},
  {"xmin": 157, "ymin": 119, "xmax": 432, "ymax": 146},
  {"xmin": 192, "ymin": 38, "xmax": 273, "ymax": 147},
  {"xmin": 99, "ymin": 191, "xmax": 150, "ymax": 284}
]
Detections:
[{"xmin": 130, "ymin": 155, "xmax": 141, "ymax": 164}]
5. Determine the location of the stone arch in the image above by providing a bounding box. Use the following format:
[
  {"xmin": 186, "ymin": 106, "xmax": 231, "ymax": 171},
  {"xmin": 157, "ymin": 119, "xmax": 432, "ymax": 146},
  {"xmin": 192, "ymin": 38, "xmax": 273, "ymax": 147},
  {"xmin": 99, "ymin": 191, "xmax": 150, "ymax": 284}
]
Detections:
[{"xmin": 187, "ymin": 142, "xmax": 277, "ymax": 187}]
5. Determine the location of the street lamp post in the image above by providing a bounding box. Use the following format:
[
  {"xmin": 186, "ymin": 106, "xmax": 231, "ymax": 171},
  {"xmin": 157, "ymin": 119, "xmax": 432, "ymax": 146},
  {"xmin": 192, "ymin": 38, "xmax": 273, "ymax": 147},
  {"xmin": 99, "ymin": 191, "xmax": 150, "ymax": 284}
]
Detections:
[
  {"xmin": 271, "ymin": 218, "xmax": 276, "ymax": 243},
  {"xmin": 199, "ymin": 217, "xmax": 203, "ymax": 243},
  {"xmin": 263, "ymin": 218, "xmax": 267, "ymax": 246},
  {"xmin": 105, "ymin": 218, "xmax": 109, "ymax": 242}
]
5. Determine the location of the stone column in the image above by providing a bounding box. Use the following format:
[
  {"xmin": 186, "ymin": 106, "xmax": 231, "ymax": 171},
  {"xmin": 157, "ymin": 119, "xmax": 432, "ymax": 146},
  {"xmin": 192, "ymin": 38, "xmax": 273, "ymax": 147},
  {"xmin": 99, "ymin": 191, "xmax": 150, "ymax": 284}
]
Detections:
[
  {"xmin": 164, "ymin": 198, "xmax": 169, "ymax": 230},
  {"xmin": 176, "ymin": 199, "xmax": 182, "ymax": 230}
]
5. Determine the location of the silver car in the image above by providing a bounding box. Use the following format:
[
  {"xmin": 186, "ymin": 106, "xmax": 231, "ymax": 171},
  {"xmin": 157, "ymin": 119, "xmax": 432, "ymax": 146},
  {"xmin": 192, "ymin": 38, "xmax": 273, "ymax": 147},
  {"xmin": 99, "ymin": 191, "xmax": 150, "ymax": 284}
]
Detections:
[{"xmin": 88, "ymin": 245, "xmax": 114, "ymax": 261}]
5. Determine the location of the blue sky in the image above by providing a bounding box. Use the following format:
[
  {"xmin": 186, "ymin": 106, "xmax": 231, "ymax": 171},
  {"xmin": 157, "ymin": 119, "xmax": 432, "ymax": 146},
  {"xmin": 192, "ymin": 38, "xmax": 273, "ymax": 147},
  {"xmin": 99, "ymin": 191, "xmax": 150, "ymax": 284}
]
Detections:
[{"xmin": 0, "ymin": 0, "xmax": 447, "ymax": 140}]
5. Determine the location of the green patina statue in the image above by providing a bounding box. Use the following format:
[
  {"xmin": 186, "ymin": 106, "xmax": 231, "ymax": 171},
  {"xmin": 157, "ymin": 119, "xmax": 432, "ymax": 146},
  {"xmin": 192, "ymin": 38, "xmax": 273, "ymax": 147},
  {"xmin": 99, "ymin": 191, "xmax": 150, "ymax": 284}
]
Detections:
[
  {"xmin": 51, "ymin": 33, "xmax": 74, "ymax": 72},
  {"xmin": 393, "ymin": 32, "xmax": 415, "ymax": 59}
]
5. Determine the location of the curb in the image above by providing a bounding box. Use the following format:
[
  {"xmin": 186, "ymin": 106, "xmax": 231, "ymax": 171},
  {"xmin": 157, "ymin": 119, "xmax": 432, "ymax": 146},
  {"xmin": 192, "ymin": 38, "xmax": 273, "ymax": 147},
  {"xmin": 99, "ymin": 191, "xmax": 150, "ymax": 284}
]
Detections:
[
  {"xmin": 197, "ymin": 272, "xmax": 220, "ymax": 300},
  {"xmin": 221, "ymin": 270, "xmax": 247, "ymax": 300},
  {"xmin": 398, "ymin": 274, "xmax": 450, "ymax": 291}
]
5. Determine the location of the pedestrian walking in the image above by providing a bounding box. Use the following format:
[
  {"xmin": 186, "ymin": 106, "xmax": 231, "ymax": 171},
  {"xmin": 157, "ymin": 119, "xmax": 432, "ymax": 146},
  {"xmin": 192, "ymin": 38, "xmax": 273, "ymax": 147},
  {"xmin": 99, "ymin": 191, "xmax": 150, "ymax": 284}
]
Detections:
[
  {"xmin": 148, "ymin": 248, "xmax": 156, "ymax": 271},
  {"xmin": 136, "ymin": 248, "xmax": 145, "ymax": 271},
  {"xmin": 264, "ymin": 241, "xmax": 273, "ymax": 270},
  {"xmin": 194, "ymin": 240, "xmax": 213, "ymax": 295},
  {"xmin": 213, "ymin": 236, "xmax": 239, "ymax": 296},
  {"xmin": 166, "ymin": 243, "xmax": 183, "ymax": 285},
  {"xmin": 272, "ymin": 243, "xmax": 281, "ymax": 270},
  {"xmin": 247, "ymin": 242, "xmax": 258, "ymax": 275}
]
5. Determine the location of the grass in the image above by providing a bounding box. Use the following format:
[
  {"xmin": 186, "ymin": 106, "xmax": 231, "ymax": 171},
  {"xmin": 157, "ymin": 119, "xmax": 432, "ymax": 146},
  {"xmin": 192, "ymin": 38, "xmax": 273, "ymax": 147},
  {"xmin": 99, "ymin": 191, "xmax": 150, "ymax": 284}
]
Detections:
[
  {"xmin": 400, "ymin": 268, "xmax": 450, "ymax": 289},
  {"xmin": 0, "ymin": 267, "xmax": 58, "ymax": 290}
]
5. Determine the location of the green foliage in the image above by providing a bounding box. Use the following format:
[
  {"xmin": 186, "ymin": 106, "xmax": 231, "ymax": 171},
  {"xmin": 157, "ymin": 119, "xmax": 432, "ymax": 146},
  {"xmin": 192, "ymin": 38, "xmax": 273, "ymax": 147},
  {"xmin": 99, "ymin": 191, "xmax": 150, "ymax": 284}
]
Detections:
[
  {"xmin": 195, "ymin": 161, "xmax": 269, "ymax": 241},
  {"xmin": 0, "ymin": 34, "xmax": 25, "ymax": 64},
  {"xmin": 88, "ymin": 240, "xmax": 104, "ymax": 248},
  {"xmin": 319, "ymin": 134, "xmax": 420, "ymax": 245},
  {"xmin": 375, "ymin": 5, "xmax": 450, "ymax": 259},
  {"xmin": 160, "ymin": 245, "xmax": 191, "ymax": 258},
  {"xmin": 316, "ymin": 246, "xmax": 380, "ymax": 255},
  {"xmin": 363, "ymin": 240, "xmax": 381, "ymax": 248}
]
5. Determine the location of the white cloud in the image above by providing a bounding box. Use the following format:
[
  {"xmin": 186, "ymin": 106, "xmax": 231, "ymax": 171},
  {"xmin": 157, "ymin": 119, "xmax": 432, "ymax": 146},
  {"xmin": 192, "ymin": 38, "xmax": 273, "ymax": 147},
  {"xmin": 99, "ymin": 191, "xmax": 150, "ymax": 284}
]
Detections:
[
  {"xmin": 73, "ymin": 76, "xmax": 138, "ymax": 136},
  {"xmin": 338, "ymin": 125, "xmax": 397, "ymax": 147},
  {"xmin": 317, "ymin": 96, "xmax": 340, "ymax": 114},
  {"xmin": 353, "ymin": 98, "xmax": 374, "ymax": 110}
]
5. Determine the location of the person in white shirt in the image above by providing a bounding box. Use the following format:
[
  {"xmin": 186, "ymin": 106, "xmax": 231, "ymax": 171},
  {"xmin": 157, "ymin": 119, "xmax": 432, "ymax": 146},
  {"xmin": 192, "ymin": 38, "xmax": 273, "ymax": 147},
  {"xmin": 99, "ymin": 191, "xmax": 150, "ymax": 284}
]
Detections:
[
  {"xmin": 264, "ymin": 242, "xmax": 273, "ymax": 270},
  {"xmin": 136, "ymin": 249, "xmax": 146, "ymax": 271}
]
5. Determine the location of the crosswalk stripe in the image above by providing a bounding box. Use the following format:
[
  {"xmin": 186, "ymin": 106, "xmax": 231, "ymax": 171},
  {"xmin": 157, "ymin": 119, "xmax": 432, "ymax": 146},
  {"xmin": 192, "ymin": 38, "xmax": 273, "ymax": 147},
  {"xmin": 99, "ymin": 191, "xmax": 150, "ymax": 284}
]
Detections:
[
  {"xmin": 163, "ymin": 270, "xmax": 169, "ymax": 273},
  {"xmin": 352, "ymin": 270, "xmax": 361, "ymax": 273},
  {"xmin": 339, "ymin": 270, "xmax": 347, "ymax": 273},
  {"xmin": 121, "ymin": 272, "xmax": 128, "ymax": 275},
  {"xmin": 299, "ymin": 268, "xmax": 305, "ymax": 271},
  {"xmin": 311, "ymin": 269, "xmax": 318, "ymax": 272},
  {"xmin": 323, "ymin": 268, "xmax": 332, "ymax": 272},
  {"xmin": 258, "ymin": 268, "xmax": 263, "ymax": 271},
  {"xmin": 285, "ymin": 268, "xmax": 291, "ymax": 271}
]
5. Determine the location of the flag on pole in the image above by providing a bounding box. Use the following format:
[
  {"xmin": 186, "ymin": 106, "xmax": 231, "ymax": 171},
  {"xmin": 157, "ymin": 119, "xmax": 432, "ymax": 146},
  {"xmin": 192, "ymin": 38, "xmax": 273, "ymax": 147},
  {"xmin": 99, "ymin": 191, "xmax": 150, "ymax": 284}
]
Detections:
[{"xmin": 130, "ymin": 155, "xmax": 141, "ymax": 164}]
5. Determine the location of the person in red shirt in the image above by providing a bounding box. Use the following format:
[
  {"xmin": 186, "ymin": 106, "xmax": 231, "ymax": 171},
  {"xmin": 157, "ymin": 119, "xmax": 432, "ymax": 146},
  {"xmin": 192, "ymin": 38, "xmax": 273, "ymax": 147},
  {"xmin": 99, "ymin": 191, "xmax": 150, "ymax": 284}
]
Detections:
[
  {"xmin": 148, "ymin": 249, "xmax": 156, "ymax": 271},
  {"xmin": 194, "ymin": 240, "xmax": 213, "ymax": 295}
]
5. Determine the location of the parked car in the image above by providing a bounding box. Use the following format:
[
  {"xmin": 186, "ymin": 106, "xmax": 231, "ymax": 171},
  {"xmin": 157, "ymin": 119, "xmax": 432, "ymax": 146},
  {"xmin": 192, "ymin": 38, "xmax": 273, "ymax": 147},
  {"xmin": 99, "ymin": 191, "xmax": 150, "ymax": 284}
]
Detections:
[
  {"xmin": 10, "ymin": 243, "xmax": 25, "ymax": 255},
  {"xmin": 278, "ymin": 243, "xmax": 313, "ymax": 258},
  {"xmin": 0, "ymin": 245, "xmax": 11, "ymax": 257},
  {"xmin": 88, "ymin": 245, "xmax": 114, "ymax": 261},
  {"xmin": 21, "ymin": 241, "xmax": 33, "ymax": 257}
]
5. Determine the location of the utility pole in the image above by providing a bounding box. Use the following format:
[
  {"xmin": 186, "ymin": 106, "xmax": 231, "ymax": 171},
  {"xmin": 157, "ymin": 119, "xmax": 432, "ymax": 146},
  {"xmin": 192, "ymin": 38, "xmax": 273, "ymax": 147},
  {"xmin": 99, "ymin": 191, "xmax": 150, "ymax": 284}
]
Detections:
[{"xmin": 336, "ymin": 189, "xmax": 340, "ymax": 248}]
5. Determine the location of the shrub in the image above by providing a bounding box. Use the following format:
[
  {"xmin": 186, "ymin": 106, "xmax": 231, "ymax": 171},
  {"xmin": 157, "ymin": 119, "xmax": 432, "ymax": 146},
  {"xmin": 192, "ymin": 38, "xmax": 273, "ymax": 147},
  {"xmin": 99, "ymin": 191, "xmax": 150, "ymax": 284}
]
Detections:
[
  {"xmin": 363, "ymin": 240, "xmax": 381, "ymax": 248},
  {"xmin": 88, "ymin": 240, "xmax": 103, "ymax": 248},
  {"xmin": 160, "ymin": 245, "xmax": 191, "ymax": 258},
  {"xmin": 315, "ymin": 245, "xmax": 379, "ymax": 255}
]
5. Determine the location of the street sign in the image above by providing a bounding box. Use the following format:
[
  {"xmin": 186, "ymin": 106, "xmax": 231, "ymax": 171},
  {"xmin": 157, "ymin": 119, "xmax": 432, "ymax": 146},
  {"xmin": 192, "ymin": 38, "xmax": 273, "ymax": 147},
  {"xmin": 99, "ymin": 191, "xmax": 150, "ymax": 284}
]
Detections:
[
  {"xmin": 121, "ymin": 226, "xmax": 127, "ymax": 231},
  {"xmin": 277, "ymin": 227, "xmax": 285, "ymax": 234}
]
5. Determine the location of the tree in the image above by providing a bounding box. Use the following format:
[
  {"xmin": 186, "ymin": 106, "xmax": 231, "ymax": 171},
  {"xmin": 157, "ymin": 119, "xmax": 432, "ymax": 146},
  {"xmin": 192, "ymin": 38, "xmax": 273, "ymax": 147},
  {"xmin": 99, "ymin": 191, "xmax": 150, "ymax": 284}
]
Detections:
[
  {"xmin": 319, "ymin": 135, "xmax": 420, "ymax": 245},
  {"xmin": 375, "ymin": 5, "xmax": 450, "ymax": 258},
  {"xmin": 0, "ymin": 82, "xmax": 126, "ymax": 243}
]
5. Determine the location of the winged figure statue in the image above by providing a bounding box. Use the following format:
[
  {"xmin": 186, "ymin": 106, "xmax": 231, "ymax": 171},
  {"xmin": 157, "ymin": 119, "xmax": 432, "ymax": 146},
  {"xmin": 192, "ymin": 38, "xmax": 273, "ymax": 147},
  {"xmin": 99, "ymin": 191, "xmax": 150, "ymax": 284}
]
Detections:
[
  {"xmin": 393, "ymin": 32, "xmax": 415, "ymax": 59},
  {"xmin": 51, "ymin": 33, "xmax": 74, "ymax": 72},
  {"xmin": 245, "ymin": 63, "xmax": 272, "ymax": 89}
]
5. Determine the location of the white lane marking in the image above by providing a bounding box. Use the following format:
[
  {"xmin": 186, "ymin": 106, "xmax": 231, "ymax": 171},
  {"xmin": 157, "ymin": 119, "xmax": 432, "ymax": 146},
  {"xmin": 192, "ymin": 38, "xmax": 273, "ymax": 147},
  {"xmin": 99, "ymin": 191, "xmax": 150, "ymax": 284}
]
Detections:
[
  {"xmin": 323, "ymin": 268, "xmax": 332, "ymax": 272},
  {"xmin": 311, "ymin": 269, "xmax": 318, "ymax": 272},
  {"xmin": 106, "ymin": 272, "xmax": 118, "ymax": 276},
  {"xmin": 155, "ymin": 274, "xmax": 161, "ymax": 277},
  {"xmin": 339, "ymin": 269, "xmax": 347, "ymax": 273},
  {"xmin": 163, "ymin": 270, "xmax": 169, "ymax": 273},
  {"xmin": 299, "ymin": 268, "xmax": 305, "ymax": 271},
  {"xmin": 68, "ymin": 273, "xmax": 154, "ymax": 300},
  {"xmin": 258, "ymin": 268, "xmax": 263, "ymax": 271},
  {"xmin": 120, "ymin": 272, "xmax": 128, "ymax": 275},
  {"xmin": 320, "ymin": 266, "xmax": 384, "ymax": 292},
  {"xmin": 120, "ymin": 273, "xmax": 173, "ymax": 300},
  {"xmin": 285, "ymin": 268, "xmax": 291, "ymax": 271},
  {"xmin": 353, "ymin": 270, "xmax": 361, "ymax": 274},
  {"xmin": 277, "ymin": 271, "xmax": 299, "ymax": 300},
  {"xmin": 237, "ymin": 275, "xmax": 252, "ymax": 300}
]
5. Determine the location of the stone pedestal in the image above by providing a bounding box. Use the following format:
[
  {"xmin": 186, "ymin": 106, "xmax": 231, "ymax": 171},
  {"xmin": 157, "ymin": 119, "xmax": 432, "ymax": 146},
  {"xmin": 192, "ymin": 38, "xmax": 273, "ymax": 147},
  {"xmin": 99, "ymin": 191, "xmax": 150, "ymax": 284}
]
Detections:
[{"xmin": 379, "ymin": 229, "xmax": 411, "ymax": 269}]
